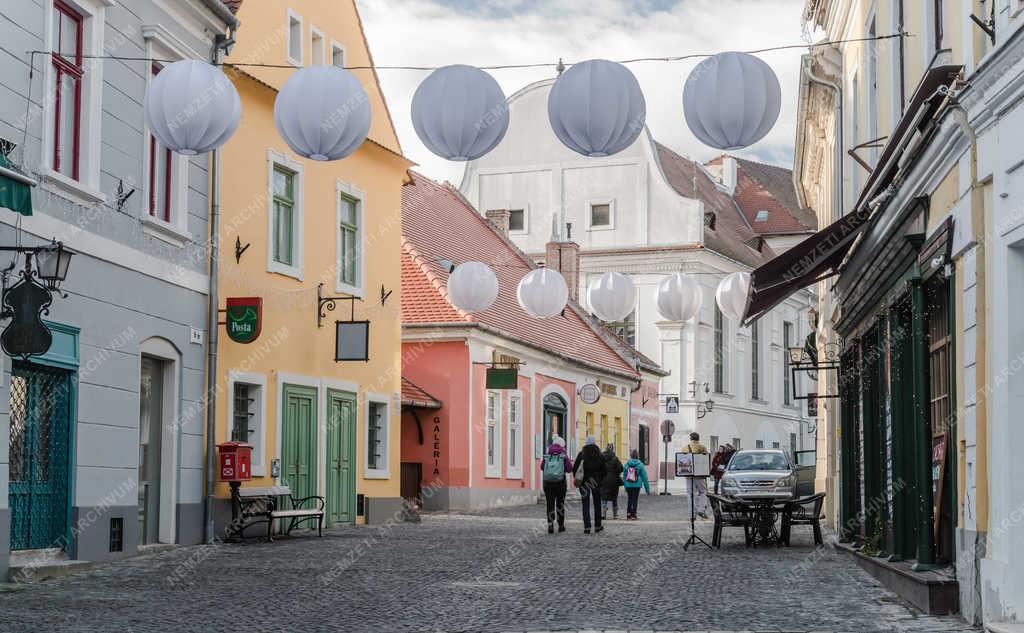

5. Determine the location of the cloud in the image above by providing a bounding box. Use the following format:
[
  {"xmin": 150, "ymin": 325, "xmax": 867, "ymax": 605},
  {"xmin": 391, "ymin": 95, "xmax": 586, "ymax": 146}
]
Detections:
[{"xmin": 359, "ymin": 0, "xmax": 811, "ymax": 183}]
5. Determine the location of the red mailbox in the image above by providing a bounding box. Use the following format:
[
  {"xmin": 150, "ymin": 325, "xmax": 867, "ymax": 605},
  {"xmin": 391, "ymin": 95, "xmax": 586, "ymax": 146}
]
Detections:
[{"xmin": 217, "ymin": 441, "xmax": 253, "ymax": 482}]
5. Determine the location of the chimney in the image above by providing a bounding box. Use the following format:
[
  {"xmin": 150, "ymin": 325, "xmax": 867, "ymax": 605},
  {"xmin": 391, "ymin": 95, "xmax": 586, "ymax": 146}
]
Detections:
[
  {"xmin": 721, "ymin": 156, "xmax": 738, "ymax": 195},
  {"xmin": 485, "ymin": 209, "xmax": 511, "ymax": 236},
  {"xmin": 545, "ymin": 239, "xmax": 581, "ymax": 302}
]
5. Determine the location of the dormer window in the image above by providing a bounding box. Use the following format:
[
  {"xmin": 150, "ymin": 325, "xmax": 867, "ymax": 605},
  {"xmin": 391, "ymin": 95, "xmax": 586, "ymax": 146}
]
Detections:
[
  {"xmin": 755, "ymin": 210, "xmax": 770, "ymax": 222},
  {"xmin": 704, "ymin": 211, "xmax": 717, "ymax": 230}
]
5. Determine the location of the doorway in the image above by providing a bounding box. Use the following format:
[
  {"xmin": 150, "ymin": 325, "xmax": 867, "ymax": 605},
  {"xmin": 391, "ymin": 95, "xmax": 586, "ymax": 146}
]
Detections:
[
  {"xmin": 542, "ymin": 393, "xmax": 567, "ymax": 448},
  {"xmin": 281, "ymin": 384, "xmax": 318, "ymax": 504},
  {"xmin": 138, "ymin": 357, "xmax": 165, "ymax": 545},
  {"xmin": 8, "ymin": 362, "xmax": 72, "ymax": 551},
  {"xmin": 326, "ymin": 389, "xmax": 356, "ymax": 524}
]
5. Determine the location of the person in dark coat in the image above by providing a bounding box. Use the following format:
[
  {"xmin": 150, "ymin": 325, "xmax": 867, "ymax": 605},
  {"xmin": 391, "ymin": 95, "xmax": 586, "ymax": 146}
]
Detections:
[
  {"xmin": 539, "ymin": 437, "xmax": 573, "ymax": 533},
  {"xmin": 572, "ymin": 436, "xmax": 608, "ymax": 533},
  {"xmin": 600, "ymin": 444, "xmax": 623, "ymax": 520},
  {"xmin": 711, "ymin": 445, "xmax": 728, "ymax": 494}
]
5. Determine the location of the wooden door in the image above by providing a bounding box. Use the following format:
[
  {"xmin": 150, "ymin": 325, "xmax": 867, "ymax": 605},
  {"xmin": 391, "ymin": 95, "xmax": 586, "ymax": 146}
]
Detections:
[
  {"xmin": 281, "ymin": 384, "xmax": 317, "ymax": 504},
  {"xmin": 326, "ymin": 390, "xmax": 356, "ymax": 524}
]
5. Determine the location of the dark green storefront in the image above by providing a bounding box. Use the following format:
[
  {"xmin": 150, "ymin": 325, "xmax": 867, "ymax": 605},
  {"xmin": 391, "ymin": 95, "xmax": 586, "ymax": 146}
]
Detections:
[{"xmin": 834, "ymin": 204, "xmax": 956, "ymax": 567}]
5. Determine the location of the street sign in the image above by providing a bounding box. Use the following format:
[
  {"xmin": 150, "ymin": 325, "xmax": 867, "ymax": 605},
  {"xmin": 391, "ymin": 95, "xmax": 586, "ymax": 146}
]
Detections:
[
  {"xmin": 660, "ymin": 419, "xmax": 675, "ymax": 439},
  {"xmin": 665, "ymin": 396, "xmax": 679, "ymax": 414},
  {"xmin": 578, "ymin": 383, "xmax": 601, "ymax": 404},
  {"xmin": 225, "ymin": 297, "xmax": 262, "ymax": 344}
]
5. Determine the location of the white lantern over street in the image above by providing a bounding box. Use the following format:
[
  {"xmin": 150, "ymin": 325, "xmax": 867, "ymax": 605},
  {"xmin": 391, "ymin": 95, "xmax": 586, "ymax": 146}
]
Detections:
[
  {"xmin": 274, "ymin": 65, "xmax": 371, "ymax": 161},
  {"xmin": 144, "ymin": 60, "xmax": 241, "ymax": 155},
  {"xmin": 412, "ymin": 65, "xmax": 509, "ymax": 161},
  {"xmin": 517, "ymin": 268, "xmax": 569, "ymax": 319},
  {"xmin": 446, "ymin": 261, "xmax": 499, "ymax": 313},
  {"xmin": 716, "ymin": 271, "xmax": 752, "ymax": 321},
  {"xmin": 587, "ymin": 272, "xmax": 635, "ymax": 322},
  {"xmin": 682, "ymin": 52, "xmax": 781, "ymax": 150},
  {"xmin": 655, "ymin": 273, "xmax": 702, "ymax": 322},
  {"xmin": 547, "ymin": 59, "xmax": 646, "ymax": 157}
]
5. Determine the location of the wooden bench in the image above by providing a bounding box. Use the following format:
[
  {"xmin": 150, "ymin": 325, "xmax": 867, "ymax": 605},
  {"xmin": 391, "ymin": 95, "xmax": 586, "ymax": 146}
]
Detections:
[{"xmin": 227, "ymin": 485, "xmax": 325, "ymax": 541}]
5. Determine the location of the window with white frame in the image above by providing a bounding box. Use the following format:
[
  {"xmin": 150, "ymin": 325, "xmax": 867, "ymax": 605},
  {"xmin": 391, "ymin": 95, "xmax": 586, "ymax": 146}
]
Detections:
[
  {"xmin": 148, "ymin": 63, "xmax": 173, "ymax": 222},
  {"xmin": 486, "ymin": 391, "xmax": 501, "ymax": 477},
  {"xmin": 772, "ymin": 441, "xmax": 780, "ymax": 449},
  {"xmin": 756, "ymin": 439, "xmax": 765, "ymax": 449},
  {"xmin": 331, "ymin": 41, "xmax": 346, "ymax": 68},
  {"xmin": 507, "ymin": 394, "xmax": 522, "ymax": 478},
  {"xmin": 714, "ymin": 305, "xmax": 726, "ymax": 393},
  {"xmin": 750, "ymin": 320, "xmax": 762, "ymax": 400},
  {"xmin": 508, "ymin": 208, "xmax": 526, "ymax": 233},
  {"xmin": 228, "ymin": 372, "xmax": 266, "ymax": 476},
  {"xmin": 732, "ymin": 437, "xmax": 742, "ymax": 450},
  {"xmin": 366, "ymin": 398, "xmax": 389, "ymax": 476},
  {"xmin": 589, "ymin": 201, "xmax": 613, "ymax": 228},
  {"xmin": 267, "ymin": 151, "xmax": 303, "ymax": 279},
  {"xmin": 783, "ymin": 320, "xmax": 794, "ymax": 405},
  {"xmin": 709, "ymin": 435, "xmax": 719, "ymax": 452},
  {"xmin": 51, "ymin": 0, "xmax": 83, "ymax": 180},
  {"xmin": 287, "ymin": 11, "xmax": 303, "ymax": 65},
  {"xmin": 336, "ymin": 181, "xmax": 365, "ymax": 296},
  {"xmin": 310, "ymin": 27, "xmax": 325, "ymax": 65}
]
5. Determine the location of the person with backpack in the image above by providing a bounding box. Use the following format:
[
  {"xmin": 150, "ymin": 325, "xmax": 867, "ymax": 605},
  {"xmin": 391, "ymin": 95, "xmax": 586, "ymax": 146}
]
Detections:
[
  {"xmin": 622, "ymin": 449, "xmax": 651, "ymax": 520},
  {"xmin": 600, "ymin": 443, "xmax": 624, "ymax": 520},
  {"xmin": 572, "ymin": 436, "xmax": 607, "ymax": 533},
  {"xmin": 539, "ymin": 436, "xmax": 572, "ymax": 533}
]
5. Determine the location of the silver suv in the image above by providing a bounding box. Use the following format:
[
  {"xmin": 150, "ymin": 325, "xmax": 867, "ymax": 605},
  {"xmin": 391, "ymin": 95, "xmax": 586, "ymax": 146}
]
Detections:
[{"xmin": 720, "ymin": 449, "xmax": 797, "ymax": 500}]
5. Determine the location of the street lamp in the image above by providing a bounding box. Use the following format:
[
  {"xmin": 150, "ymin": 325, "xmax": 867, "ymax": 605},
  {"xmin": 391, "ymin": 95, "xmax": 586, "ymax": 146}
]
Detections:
[
  {"xmin": 34, "ymin": 241, "xmax": 73, "ymax": 292},
  {"xmin": 688, "ymin": 380, "xmax": 715, "ymax": 419},
  {"xmin": 0, "ymin": 239, "xmax": 74, "ymax": 359}
]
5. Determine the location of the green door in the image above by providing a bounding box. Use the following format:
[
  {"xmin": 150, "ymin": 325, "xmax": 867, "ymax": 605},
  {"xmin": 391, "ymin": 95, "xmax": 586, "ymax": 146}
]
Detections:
[
  {"xmin": 326, "ymin": 390, "xmax": 356, "ymax": 524},
  {"xmin": 542, "ymin": 393, "xmax": 567, "ymax": 448},
  {"xmin": 281, "ymin": 384, "xmax": 318, "ymax": 506}
]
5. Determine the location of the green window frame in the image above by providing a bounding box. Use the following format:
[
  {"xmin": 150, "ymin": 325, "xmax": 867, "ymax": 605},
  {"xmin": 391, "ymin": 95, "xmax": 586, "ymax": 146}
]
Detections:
[
  {"xmin": 338, "ymin": 194, "xmax": 359, "ymax": 288},
  {"xmin": 272, "ymin": 166, "xmax": 295, "ymax": 267}
]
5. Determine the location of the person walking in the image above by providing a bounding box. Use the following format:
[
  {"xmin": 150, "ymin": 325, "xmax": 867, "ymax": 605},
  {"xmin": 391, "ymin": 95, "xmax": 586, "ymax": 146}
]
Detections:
[
  {"xmin": 622, "ymin": 449, "xmax": 650, "ymax": 520},
  {"xmin": 711, "ymin": 445, "xmax": 728, "ymax": 494},
  {"xmin": 572, "ymin": 436, "xmax": 607, "ymax": 533},
  {"xmin": 681, "ymin": 432, "xmax": 709, "ymax": 519},
  {"xmin": 540, "ymin": 436, "xmax": 572, "ymax": 534},
  {"xmin": 600, "ymin": 444, "xmax": 623, "ymax": 520}
]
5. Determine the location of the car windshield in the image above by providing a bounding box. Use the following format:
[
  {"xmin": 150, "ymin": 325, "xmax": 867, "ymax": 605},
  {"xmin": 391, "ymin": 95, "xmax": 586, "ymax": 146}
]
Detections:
[{"xmin": 728, "ymin": 453, "xmax": 789, "ymax": 471}]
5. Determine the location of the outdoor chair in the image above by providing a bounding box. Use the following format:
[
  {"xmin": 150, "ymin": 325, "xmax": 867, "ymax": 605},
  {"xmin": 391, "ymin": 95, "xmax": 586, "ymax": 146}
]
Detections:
[
  {"xmin": 707, "ymin": 493, "xmax": 752, "ymax": 548},
  {"xmin": 780, "ymin": 492, "xmax": 826, "ymax": 546}
]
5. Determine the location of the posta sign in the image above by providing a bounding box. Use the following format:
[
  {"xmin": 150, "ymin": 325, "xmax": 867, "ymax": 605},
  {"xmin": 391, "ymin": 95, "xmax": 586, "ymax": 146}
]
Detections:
[{"xmin": 226, "ymin": 297, "xmax": 262, "ymax": 344}]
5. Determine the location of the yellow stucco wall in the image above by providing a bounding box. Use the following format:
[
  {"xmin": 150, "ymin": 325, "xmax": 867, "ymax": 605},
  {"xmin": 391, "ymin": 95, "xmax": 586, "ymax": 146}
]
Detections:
[
  {"xmin": 214, "ymin": 0, "xmax": 413, "ymax": 519},
  {"xmin": 578, "ymin": 392, "xmax": 630, "ymax": 455}
]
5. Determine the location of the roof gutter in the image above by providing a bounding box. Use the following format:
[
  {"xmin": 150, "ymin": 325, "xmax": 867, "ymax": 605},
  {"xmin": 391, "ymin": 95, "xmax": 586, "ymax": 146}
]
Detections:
[{"xmin": 199, "ymin": 0, "xmax": 239, "ymax": 28}]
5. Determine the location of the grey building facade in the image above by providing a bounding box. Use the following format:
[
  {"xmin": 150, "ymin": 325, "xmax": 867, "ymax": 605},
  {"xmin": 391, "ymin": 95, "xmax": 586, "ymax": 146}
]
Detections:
[{"xmin": 0, "ymin": 0, "xmax": 235, "ymax": 579}]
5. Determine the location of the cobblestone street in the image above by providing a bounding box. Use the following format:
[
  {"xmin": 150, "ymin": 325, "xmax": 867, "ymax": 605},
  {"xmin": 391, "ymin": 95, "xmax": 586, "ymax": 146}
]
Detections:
[{"xmin": 0, "ymin": 496, "xmax": 979, "ymax": 633}]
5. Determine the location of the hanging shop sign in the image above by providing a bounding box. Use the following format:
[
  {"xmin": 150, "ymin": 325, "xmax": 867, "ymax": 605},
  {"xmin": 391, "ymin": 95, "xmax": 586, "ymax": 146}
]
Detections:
[
  {"xmin": 225, "ymin": 297, "xmax": 262, "ymax": 344},
  {"xmin": 665, "ymin": 396, "xmax": 680, "ymax": 414},
  {"xmin": 578, "ymin": 383, "xmax": 601, "ymax": 405},
  {"xmin": 335, "ymin": 320, "xmax": 370, "ymax": 362}
]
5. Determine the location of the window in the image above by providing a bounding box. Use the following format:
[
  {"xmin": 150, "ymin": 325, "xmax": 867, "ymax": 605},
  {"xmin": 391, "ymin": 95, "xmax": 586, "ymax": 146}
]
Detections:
[
  {"xmin": 756, "ymin": 440, "xmax": 765, "ymax": 449},
  {"xmin": 109, "ymin": 517, "xmax": 123, "ymax": 553},
  {"xmin": 507, "ymin": 394, "xmax": 522, "ymax": 478},
  {"xmin": 508, "ymin": 208, "xmax": 525, "ymax": 232},
  {"xmin": 287, "ymin": 11, "xmax": 303, "ymax": 65},
  {"xmin": 228, "ymin": 372, "xmax": 266, "ymax": 476},
  {"xmin": 611, "ymin": 309, "xmax": 636, "ymax": 346},
  {"xmin": 751, "ymin": 321, "xmax": 761, "ymax": 400},
  {"xmin": 732, "ymin": 437, "xmax": 742, "ymax": 450},
  {"xmin": 585, "ymin": 411, "xmax": 594, "ymax": 437},
  {"xmin": 929, "ymin": 0, "xmax": 944, "ymax": 54},
  {"xmin": 590, "ymin": 202, "xmax": 612, "ymax": 228},
  {"xmin": 366, "ymin": 399, "xmax": 389, "ymax": 476},
  {"xmin": 310, "ymin": 27, "xmax": 325, "ymax": 65},
  {"xmin": 772, "ymin": 441, "xmax": 780, "ymax": 449},
  {"xmin": 331, "ymin": 42, "xmax": 346, "ymax": 68},
  {"xmin": 790, "ymin": 433, "xmax": 798, "ymax": 455},
  {"xmin": 614, "ymin": 416, "xmax": 623, "ymax": 453},
  {"xmin": 783, "ymin": 321, "xmax": 793, "ymax": 405},
  {"xmin": 148, "ymin": 64, "xmax": 173, "ymax": 222},
  {"xmin": 485, "ymin": 391, "xmax": 500, "ymax": 477},
  {"xmin": 709, "ymin": 435, "xmax": 719, "ymax": 452},
  {"xmin": 638, "ymin": 424, "xmax": 650, "ymax": 465},
  {"xmin": 268, "ymin": 151, "xmax": 304, "ymax": 279},
  {"xmin": 51, "ymin": 0, "xmax": 83, "ymax": 180},
  {"xmin": 600, "ymin": 414, "xmax": 609, "ymax": 445},
  {"xmin": 338, "ymin": 193, "xmax": 361, "ymax": 291},
  {"xmin": 714, "ymin": 305, "xmax": 725, "ymax": 393},
  {"xmin": 754, "ymin": 210, "xmax": 769, "ymax": 222}
]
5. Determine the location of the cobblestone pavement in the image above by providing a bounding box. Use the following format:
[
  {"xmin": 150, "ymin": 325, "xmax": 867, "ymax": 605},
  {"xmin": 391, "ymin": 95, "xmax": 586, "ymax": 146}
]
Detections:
[{"xmin": 0, "ymin": 495, "xmax": 979, "ymax": 633}]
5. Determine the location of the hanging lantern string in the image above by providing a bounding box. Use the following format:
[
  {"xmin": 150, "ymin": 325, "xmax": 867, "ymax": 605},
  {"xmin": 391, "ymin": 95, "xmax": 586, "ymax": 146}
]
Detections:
[
  {"xmin": 429, "ymin": 254, "xmax": 735, "ymax": 275},
  {"xmin": 23, "ymin": 31, "xmax": 907, "ymax": 72}
]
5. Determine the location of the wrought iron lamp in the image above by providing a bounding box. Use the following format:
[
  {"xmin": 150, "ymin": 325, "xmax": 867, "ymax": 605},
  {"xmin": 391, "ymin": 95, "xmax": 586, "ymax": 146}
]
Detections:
[
  {"xmin": 0, "ymin": 240, "xmax": 74, "ymax": 359},
  {"xmin": 688, "ymin": 380, "xmax": 715, "ymax": 419}
]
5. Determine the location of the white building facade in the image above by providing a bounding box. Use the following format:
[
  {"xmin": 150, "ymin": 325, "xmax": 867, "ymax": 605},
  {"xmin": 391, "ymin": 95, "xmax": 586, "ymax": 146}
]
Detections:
[{"xmin": 460, "ymin": 79, "xmax": 816, "ymax": 472}]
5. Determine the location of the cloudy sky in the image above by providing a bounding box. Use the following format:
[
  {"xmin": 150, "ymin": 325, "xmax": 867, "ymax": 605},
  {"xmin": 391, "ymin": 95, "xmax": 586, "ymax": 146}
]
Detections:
[{"xmin": 358, "ymin": 0, "xmax": 811, "ymax": 184}]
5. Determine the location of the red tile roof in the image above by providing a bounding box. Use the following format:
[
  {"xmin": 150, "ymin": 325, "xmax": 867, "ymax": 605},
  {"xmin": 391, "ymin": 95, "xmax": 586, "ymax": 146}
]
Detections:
[
  {"xmin": 710, "ymin": 156, "xmax": 818, "ymax": 236},
  {"xmin": 654, "ymin": 142, "xmax": 776, "ymax": 268},
  {"xmin": 402, "ymin": 172, "xmax": 640, "ymax": 379},
  {"xmin": 401, "ymin": 377, "xmax": 442, "ymax": 409}
]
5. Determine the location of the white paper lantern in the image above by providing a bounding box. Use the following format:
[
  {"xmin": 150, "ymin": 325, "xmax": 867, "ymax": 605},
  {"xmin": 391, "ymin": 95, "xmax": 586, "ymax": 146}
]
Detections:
[
  {"xmin": 517, "ymin": 268, "xmax": 569, "ymax": 319},
  {"xmin": 446, "ymin": 262, "xmax": 499, "ymax": 313},
  {"xmin": 587, "ymin": 272, "xmax": 635, "ymax": 322},
  {"xmin": 144, "ymin": 60, "xmax": 241, "ymax": 155},
  {"xmin": 716, "ymin": 271, "xmax": 752, "ymax": 321},
  {"xmin": 274, "ymin": 65, "xmax": 371, "ymax": 161},
  {"xmin": 682, "ymin": 52, "xmax": 781, "ymax": 150},
  {"xmin": 655, "ymin": 273, "xmax": 703, "ymax": 322},
  {"xmin": 547, "ymin": 59, "xmax": 646, "ymax": 157},
  {"xmin": 411, "ymin": 65, "xmax": 509, "ymax": 161}
]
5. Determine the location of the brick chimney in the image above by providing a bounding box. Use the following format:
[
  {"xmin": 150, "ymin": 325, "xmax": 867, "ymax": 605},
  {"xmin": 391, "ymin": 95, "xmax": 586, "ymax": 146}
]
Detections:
[
  {"xmin": 545, "ymin": 240, "xmax": 581, "ymax": 302},
  {"xmin": 485, "ymin": 209, "xmax": 511, "ymax": 236}
]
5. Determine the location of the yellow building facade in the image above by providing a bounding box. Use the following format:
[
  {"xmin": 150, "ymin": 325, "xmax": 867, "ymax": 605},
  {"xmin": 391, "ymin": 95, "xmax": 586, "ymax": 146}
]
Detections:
[{"xmin": 214, "ymin": 0, "xmax": 413, "ymax": 528}]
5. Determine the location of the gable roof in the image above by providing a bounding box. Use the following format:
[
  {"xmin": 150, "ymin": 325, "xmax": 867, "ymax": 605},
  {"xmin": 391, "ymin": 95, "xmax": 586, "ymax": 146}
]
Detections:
[
  {"xmin": 401, "ymin": 377, "xmax": 442, "ymax": 409},
  {"xmin": 654, "ymin": 142, "xmax": 775, "ymax": 268},
  {"xmin": 402, "ymin": 172, "xmax": 642, "ymax": 380},
  {"xmin": 718, "ymin": 156, "xmax": 818, "ymax": 235}
]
